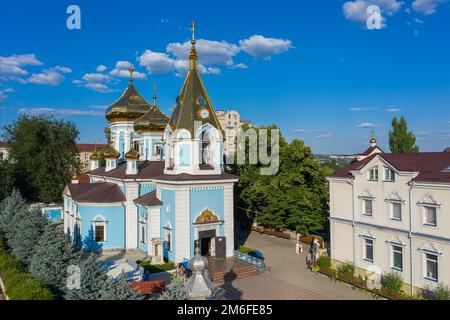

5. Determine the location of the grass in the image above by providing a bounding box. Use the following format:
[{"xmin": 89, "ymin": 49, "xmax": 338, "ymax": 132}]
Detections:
[{"xmin": 137, "ymin": 260, "xmax": 175, "ymax": 274}]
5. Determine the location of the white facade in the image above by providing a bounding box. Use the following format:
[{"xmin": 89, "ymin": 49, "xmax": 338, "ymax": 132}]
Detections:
[{"xmin": 328, "ymin": 145, "xmax": 450, "ymax": 294}]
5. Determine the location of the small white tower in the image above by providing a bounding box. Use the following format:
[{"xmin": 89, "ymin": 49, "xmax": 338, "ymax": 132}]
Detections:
[
  {"xmin": 89, "ymin": 151, "xmax": 100, "ymax": 171},
  {"xmin": 104, "ymin": 145, "xmax": 120, "ymax": 172},
  {"xmin": 125, "ymin": 148, "xmax": 139, "ymax": 175}
]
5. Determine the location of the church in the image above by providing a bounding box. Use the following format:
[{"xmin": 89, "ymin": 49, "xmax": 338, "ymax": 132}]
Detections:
[{"xmin": 63, "ymin": 27, "xmax": 239, "ymax": 264}]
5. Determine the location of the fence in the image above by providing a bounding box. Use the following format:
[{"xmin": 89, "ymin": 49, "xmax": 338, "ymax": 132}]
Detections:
[{"xmin": 233, "ymin": 250, "xmax": 266, "ymax": 273}]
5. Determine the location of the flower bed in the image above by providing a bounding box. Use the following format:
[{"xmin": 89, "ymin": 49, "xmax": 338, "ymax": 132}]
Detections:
[{"xmin": 251, "ymin": 226, "xmax": 291, "ymax": 239}]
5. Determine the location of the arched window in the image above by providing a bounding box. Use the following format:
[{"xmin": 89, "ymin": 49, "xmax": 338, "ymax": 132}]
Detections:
[
  {"xmin": 200, "ymin": 130, "xmax": 214, "ymax": 166},
  {"xmin": 141, "ymin": 225, "xmax": 146, "ymax": 244}
]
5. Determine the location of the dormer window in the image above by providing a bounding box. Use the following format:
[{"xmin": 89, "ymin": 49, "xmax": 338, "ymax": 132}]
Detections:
[
  {"xmin": 368, "ymin": 166, "xmax": 378, "ymax": 181},
  {"xmin": 384, "ymin": 167, "xmax": 395, "ymax": 182}
]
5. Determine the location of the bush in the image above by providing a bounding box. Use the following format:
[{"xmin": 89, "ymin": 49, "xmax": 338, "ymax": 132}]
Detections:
[
  {"xmin": 7, "ymin": 278, "xmax": 54, "ymax": 300},
  {"xmin": 238, "ymin": 246, "xmax": 253, "ymax": 255},
  {"xmin": 381, "ymin": 272, "xmax": 403, "ymax": 293},
  {"xmin": 316, "ymin": 255, "xmax": 331, "ymax": 269},
  {"xmin": 431, "ymin": 283, "xmax": 450, "ymax": 300},
  {"xmin": 338, "ymin": 262, "xmax": 355, "ymax": 277},
  {"xmin": 137, "ymin": 261, "xmax": 175, "ymax": 274}
]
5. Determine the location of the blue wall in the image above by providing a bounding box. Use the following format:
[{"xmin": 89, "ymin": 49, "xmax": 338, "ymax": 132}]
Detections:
[
  {"xmin": 78, "ymin": 204, "xmax": 125, "ymax": 250},
  {"xmin": 160, "ymin": 188, "xmax": 175, "ymax": 261},
  {"xmin": 43, "ymin": 208, "xmax": 62, "ymax": 223},
  {"xmin": 139, "ymin": 184, "xmax": 156, "ymax": 197},
  {"xmin": 179, "ymin": 144, "xmax": 191, "ymax": 166},
  {"xmin": 189, "ymin": 187, "xmax": 225, "ymax": 258}
]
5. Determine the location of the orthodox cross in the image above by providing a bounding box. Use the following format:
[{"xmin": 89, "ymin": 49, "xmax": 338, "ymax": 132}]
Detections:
[
  {"xmin": 129, "ymin": 66, "xmax": 134, "ymax": 81},
  {"xmin": 191, "ymin": 21, "xmax": 196, "ymax": 41}
]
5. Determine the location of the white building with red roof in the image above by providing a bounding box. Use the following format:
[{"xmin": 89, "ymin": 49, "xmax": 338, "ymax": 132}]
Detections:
[{"xmin": 328, "ymin": 138, "xmax": 450, "ymax": 294}]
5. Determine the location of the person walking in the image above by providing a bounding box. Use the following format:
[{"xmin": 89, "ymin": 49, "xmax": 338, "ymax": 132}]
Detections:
[{"xmin": 296, "ymin": 241, "xmax": 300, "ymax": 255}]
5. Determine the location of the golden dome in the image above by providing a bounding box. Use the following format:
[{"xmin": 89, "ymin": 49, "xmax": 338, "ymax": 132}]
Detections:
[
  {"xmin": 125, "ymin": 148, "xmax": 139, "ymax": 161},
  {"xmin": 370, "ymin": 137, "xmax": 377, "ymax": 144},
  {"xmin": 89, "ymin": 151, "xmax": 100, "ymax": 161},
  {"xmin": 105, "ymin": 69, "xmax": 151, "ymax": 122},
  {"xmin": 134, "ymin": 106, "xmax": 169, "ymax": 133},
  {"xmin": 104, "ymin": 145, "xmax": 120, "ymax": 159}
]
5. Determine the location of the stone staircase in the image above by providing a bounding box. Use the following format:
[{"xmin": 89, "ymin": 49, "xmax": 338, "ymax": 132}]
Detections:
[{"xmin": 207, "ymin": 258, "xmax": 260, "ymax": 283}]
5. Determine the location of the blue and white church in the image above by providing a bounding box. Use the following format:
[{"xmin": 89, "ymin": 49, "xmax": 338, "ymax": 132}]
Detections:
[{"xmin": 63, "ymin": 30, "xmax": 239, "ymax": 263}]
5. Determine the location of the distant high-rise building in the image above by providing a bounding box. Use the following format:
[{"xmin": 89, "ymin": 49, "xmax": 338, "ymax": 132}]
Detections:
[{"xmin": 215, "ymin": 110, "xmax": 251, "ymax": 158}]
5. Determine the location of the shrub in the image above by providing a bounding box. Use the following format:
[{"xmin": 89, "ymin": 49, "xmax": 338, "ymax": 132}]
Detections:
[
  {"xmin": 431, "ymin": 283, "xmax": 450, "ymax": 300},
  {"xmin": 238, "ymin": 246, "xmax": 253, "ymax": 255},
  {"xmin": 7, "ymin": 278, "xmax": 54, "ymax": 300},
  {"xmin": 381, "ymin": 272, "xmax": 403, "ymax": 293},
  {"xmin": 317, "ymin": 255, "xmax": 331, "ymax": 269},
  {"xmin": 137, "ymin": 261, "xmax": 175, "ymax": 274},
  {"xmin": 338, "ymin": 262, "xmax": 355, "ymax": 277}
]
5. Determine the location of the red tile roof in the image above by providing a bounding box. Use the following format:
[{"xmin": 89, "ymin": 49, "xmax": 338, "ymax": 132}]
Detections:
[
  {"xmin": 76, "ymin": 143, "xmax": 107, "ymax": 152},
  {"xmin": 0, "ymin": 141, "xmax": 9, "ymax": 148},
  {"xmin": 134, "ymin": 190, "xmax": 163, "ymax": 207},
  {"xmin": 67, "ymin": 182, "xmax": 125, "ymax": 203},
  {"xmin": 88, "ymin": 161, "xmax": 239, "ymax": 181},
  {"xmin": 329, "ymin": 151, "xmax": 450, "ymax": 184}
]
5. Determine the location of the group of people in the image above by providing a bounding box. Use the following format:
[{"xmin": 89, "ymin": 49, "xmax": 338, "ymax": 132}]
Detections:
[{"xmin": 295, "ymin": 234, "xmax": 322, "ymax": 270}]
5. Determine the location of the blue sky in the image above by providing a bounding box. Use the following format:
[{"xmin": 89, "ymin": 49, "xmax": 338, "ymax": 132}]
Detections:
[{"xmin": 1, "ymin": 0, "xmax": 449, "ymax": 154}]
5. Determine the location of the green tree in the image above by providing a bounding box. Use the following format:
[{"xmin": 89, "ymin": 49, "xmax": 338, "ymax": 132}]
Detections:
[
  {"xmin": 29, "ymin": 224, "xmax": 78, "ymax": 293},
  {"xmin": 8, "ymin": 208, "xmax": 49, "ymax": 266},
  {"xmin": 0, "ymin": 189, "xmax": 28, "ymax": 236},
  {"xmin": 389, "ymin": 116, "xmax": 419, "ymax": 153},
  {"xmin": 0, "ymin": 161, "xmax": 15, "ymax": 202},
  {"xmin": 2, "ymin": 115, "xmax": 80, "ymax": 203},
  {"xmin": 100, "ymin": 273, "xmax": 143, "ymax": 300},
  {"xmin": 65, "ymin": 254, "xmax": 107, "ymax": 300},
  {"xmin": 230, "ymin": 125, "xmax": 328, "ymax": 234},
  {"xmin": 158, "ymin": 276, "xmax": 188, "ymax": 300}
]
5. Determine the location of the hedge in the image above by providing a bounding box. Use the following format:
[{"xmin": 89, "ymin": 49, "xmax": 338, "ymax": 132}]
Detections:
[
  {"xmin": 0, "ymin": 235, "xmax": 54, "ymax": 300},
  {"xmin": 137, "ymin": 261, "xmax": 175, "ymax": 274}
]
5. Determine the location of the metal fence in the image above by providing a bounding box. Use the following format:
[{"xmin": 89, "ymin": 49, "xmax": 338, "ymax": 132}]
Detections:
[{"xmin": 233, "ymin": 250, "xmax": 266, "ymax": 273}]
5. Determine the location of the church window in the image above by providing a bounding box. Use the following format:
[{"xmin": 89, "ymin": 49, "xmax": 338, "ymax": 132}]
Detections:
[
  {"xmin": 94, "ymin": 225, "xmax": 105, "ymax": 242},
  {"xmin": 141, "ymin": 226, "xmax": 146, "ymax": 244}
]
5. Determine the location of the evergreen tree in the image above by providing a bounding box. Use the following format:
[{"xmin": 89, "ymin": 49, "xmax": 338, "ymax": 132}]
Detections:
[
  {"xmin": 0, "ymin": 189, "xmax": 28, "ymax": 236},
  {"xmin": 389, "ymin": 116, "xmax": 419, "ymax": 153},
  {"xmin": 158, "ymin": 276, "xmax": 188, "ymax": 300},
  {"xmin": 65, "ymin": 253, "xmax": 107, "ymax": 300},
  {"xmin": 29, "ymin": 224, "xmax": 78, "ymax": 292},
  {"xmin": 8, "ymin": 208, "xmax": 49, "ymax": 266},
  {"xmin": 100, "ymin": 273, "xmax": 143, "ymax": 300}
]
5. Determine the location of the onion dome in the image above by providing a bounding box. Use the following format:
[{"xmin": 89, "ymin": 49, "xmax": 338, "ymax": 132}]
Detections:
[
  {"xmin": 125, "ymin": 148, "xmax": 139, "ymax": 161},
  {"xmin": 134, "ymin": 82, "xmax": 169, "ymax": 133},
  {"xmin": 104, "ymin": 145, "xmax": 120, "ymax": 159},
  {"xmin": 89, "ymin": 151, "xmax": 100, "ymax": 161},
  {"xmin": 105, "ymin": 66, "xmax": 151, "ymax": 122},
  {"xmin": 189, "ymin": 246, "xmax": 209, "ymax": 272},
  {"xmin": 370, "ymin": 137, "xmax": 377, "ymax": 144}
]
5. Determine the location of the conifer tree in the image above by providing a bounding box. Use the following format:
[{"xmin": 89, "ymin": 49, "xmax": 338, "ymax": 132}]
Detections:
[
  {"xmin": 158, "ymin": 276, "xmax": 188, "ymax": 300},
  {"xmin": 100, "ymin": 273, "xmax": 143, "ymax": 300},
  {"xmin": 8, "ymin": 208, "xmax": 49, "ymax": 266},
  {"xmin": 65, "ymin": 253, "xmax": 107, "ymax": 300},
  {"xmin": 0, "ymin": 189, "xmax": 27, "ymax": 236},
  {"xmin": 29, "ymin": 223, "xmax": 78, "ymax": 292},
  {"xmin": 389, "ymin": 116, "xmax": 419, "ymax": 153}
]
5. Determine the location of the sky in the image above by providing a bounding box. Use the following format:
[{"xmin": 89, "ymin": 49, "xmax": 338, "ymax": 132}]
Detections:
[{"xmin": 0, "ymin": 0, "xmax": 449, "ymax": 154}]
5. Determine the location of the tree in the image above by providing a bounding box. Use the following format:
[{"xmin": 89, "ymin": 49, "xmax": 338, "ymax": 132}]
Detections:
[
  {"xmin": 0, "ymin": 189, "xmax": 28, "ymax": 236},
  {"xmin": 8, "ymin": 208, "xmax": 49, "ymax": 266},
  {"xmin": 158, "ymin": 276, "xmax": 188, "ymax": 300},
  {"xmin": 229, "ymin": 125, "xmax": 328, "ymax": 234},
  {"xmin": 100, "ymin": 273, "xmax": 144, "ymax": 300},
  {"xmin": 2, "ymin": 115, "xmax": 80, "ymax": 203},
  {"xmin": 389, "ymin": 116, "xmax": 419, "ymax": 153},
  {"xmin": 65, "ymin": 253, "xmax": 108, "ymax": 300},
  {"xmin": 29, "ymin": 224, "xmax": 78, "ymax": 293},
  {"xmin": 0, "ymin": 161, "xmax": 15, "ymax": 202}
]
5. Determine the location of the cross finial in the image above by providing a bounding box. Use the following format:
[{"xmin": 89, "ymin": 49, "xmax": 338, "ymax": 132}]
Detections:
[
  {"xmin": 153, "ymin": 81, "xmax": 157, "ymax": 106},
  {"xmin": 128, "ymin": 66, "xmax": 134, "ymax": 81},
  {"xmin": 191, "ymin": 21, "xmax": 196, "ymax": 42},
  {"xmin": 371, "ymin": 129, "xmax": 375, "ymax": 138}
]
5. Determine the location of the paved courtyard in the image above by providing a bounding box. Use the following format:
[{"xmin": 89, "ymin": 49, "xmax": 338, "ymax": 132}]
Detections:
[{"xmin": 227, "ymin": 231, "xmax": 376, "ymax": 300}]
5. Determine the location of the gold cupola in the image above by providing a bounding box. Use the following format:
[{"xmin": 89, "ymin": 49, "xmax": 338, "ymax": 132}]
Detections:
[
  {"xmin": 105, "ymin": 66, "xmax": 151, "ymax": 122},
  {"xmin": 125, "ymin": 148, "xmax": 139, "ymax": 161},
  {"xmin": 103, "ymin": 145, "xmax": 120, "ymax": 160},
  {"xmin": 133, "ymin": 81, "xmax": 169, "ymax": 133}
]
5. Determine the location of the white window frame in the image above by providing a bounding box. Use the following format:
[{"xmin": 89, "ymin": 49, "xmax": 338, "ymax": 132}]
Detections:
[
  {"xmin": 92, "ymin": 219, "xmax": 107, "ymax": 243},
  {"xmin": 384, "ymin": 167, "xmax": 395, "ymax": 182},
  {"xmin": 423, "ymin": 253, "xmax": 438, "ymax": 282},
  {"xmin": 164, "ymin": 227, "xmax": 173, "ymax": 252},
  {"xmin": 362, "ymin": 199, "xmax": 374, "ymax": 216},
  {"xmin": 368, "ymin": 166, "xmax": 379, "ymax": 181},
  {"xmin": 141, "ymin": 225, "xmax": 146, "ymax": 244},
  {"xmin": 390, "ymin": 202, "xmax": 402, "ymax": 221},
  {"xmin": 423, "ymin": 206, "xmax": 437, "ymax": 227},
  {"xmin": 363, "ymin": 238, "xmax": 374, "ymax": 263},
  {"xmin": 391, "ymin": 244, "xmax": 403, "ymax": 272}
]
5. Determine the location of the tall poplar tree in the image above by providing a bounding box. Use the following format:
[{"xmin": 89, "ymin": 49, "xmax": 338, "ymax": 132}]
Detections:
[{"xmin": 389, "ymin": 116, "xmax": 419, "ymax": 153}]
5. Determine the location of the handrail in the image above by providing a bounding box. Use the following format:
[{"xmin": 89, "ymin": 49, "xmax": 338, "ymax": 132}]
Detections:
[{"xmin": 233, "ymin": 250, "xmax": 266, "ymax": 273}]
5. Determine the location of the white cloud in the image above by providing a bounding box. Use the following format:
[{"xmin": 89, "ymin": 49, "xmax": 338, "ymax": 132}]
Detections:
[
  {"xmin": 316, "ymin": 133, "xmax": 333, "ymax": 139},
  {"xmin": 109, "ymin": 68, "xmax": 146, "ymax": 79},
  {"xmin": 342, "ymin": 0, "xmax": 403, "ymax": 27},
  {"xmin": 294, "ymin": 129, "xmax": 309, "ymax": 133},
  {"xmin": 138, "ymin": 50, "xmax": 176, "ymax": 75},
  {"xmin": 82, "ymin": 82, "xmax": 112, "ymax": 93},
  {"xmin": 239, "ymin": 35, "xmax": 293, "ymax": 59},
  {"xmin": 17, "ymin": 107, "xmax": 103, "ymax": 117},
  {"xmin": 50, "ymin": 66, "xmax": 72, "ymax": 74},
  {"xmin": 160, "ymin": 18, "xmax": 170, "ymax": 24},
  {"xmin": 385, "ymin": 107, "xmax": 402, "ymax": 112},
  {"xmin": 27, "ymin": 69, "xmax": 65, "ymax": 86},
  {"xmin": 167, "ymin": 39, "xmax": 240, "ymax": 66},
  {"xmin": 0, "ymin": 54, "xmax": 43, "ymax": 80},
  {"xmin": 356, "ymin": 122, "xmax": 381, "ymax": 128},
  {"xmin": 349, "ymin": 107, "xmax": 377, "ymax": 112},
  {"xmin": 412, "ymin": 0, "xmax": 447, "ymax": 15},
  {"xmin": 82, "ymin": 73, "xmax": 111, "ymax": 83},
  {"xmin": 96, "ymin": 65, "xmax": 107, "ymax": 72}
]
